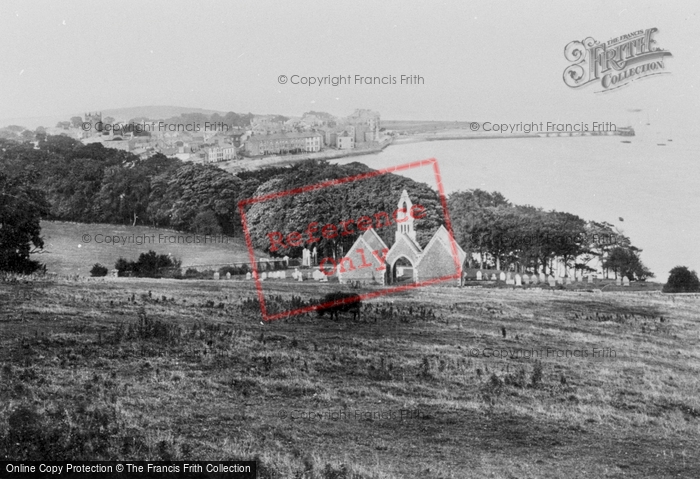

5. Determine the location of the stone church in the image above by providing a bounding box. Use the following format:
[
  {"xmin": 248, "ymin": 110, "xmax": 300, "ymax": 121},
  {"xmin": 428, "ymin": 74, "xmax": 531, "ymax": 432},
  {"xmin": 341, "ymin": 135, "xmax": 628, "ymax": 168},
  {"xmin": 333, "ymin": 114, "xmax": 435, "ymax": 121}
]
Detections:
[{"xmin": 338, "ymin": 190, "xmax": 466, "ymax": 286}]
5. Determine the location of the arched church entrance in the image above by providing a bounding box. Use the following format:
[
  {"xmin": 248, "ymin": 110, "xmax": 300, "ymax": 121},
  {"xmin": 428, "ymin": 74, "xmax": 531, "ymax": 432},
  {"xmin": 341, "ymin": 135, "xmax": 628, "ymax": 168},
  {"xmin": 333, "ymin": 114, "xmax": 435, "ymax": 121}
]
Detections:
[{"xmin": 389, "ymin": 256, "xmax": 415, "ymax": 284}]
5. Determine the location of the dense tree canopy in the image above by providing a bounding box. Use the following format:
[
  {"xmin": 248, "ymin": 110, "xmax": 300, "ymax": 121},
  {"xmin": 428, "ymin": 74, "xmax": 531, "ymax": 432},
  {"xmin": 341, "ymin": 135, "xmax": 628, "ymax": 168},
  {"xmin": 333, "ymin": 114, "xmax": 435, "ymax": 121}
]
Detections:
[
  {"xmin": 663, "ymin": 266, "xmax": 700, "ymax": 293},
  {"xmin": 0, "ymin": 135, "xmax": 656, "ymax": 279},
  {"xmin": 0, "ymin": 167, "xmax": 50, "ymax": 273},
  {"xmin": 447, "ymin": 189, "xmax": 652, "ymax": 278},
  {"xmin": 242, "ymin": 161, "xmax": 445, "ymax": 259}
]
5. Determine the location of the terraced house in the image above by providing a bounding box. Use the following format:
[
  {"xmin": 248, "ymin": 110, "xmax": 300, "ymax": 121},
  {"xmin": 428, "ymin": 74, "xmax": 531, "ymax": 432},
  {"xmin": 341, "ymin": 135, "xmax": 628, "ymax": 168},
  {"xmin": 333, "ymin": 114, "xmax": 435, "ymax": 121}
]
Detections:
[{"xmin": 245, "ymin": 132, "xmax": 323, "ymax": 156}]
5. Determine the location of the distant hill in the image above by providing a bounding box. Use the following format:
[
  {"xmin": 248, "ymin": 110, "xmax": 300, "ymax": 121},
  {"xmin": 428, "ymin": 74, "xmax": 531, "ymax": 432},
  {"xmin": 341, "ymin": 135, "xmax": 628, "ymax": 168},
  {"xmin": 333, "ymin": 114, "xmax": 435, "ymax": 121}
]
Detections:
[
  {"xmin": 100, "ymin": 105, "xmax": 228, "ymax": 122},
  {"xmin": 0, "ymin": 105, "xmax": 230, "ymax": 129}
]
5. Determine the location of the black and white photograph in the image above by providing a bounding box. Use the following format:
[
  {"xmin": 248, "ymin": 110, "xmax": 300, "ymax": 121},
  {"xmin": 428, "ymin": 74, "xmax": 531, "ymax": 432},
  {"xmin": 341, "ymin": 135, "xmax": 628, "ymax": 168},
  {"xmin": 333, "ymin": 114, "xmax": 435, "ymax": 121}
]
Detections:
[{"xmin": 1, "ymin": 1, "xmax": 699, "ymax": 477}]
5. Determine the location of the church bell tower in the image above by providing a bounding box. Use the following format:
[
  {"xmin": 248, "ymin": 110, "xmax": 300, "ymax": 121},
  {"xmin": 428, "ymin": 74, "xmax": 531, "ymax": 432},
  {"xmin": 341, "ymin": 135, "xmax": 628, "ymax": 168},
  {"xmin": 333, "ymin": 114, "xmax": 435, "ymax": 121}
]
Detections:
[{"xmin": 395, "ymin": 189, "xmax": 417, "ymax": 243}]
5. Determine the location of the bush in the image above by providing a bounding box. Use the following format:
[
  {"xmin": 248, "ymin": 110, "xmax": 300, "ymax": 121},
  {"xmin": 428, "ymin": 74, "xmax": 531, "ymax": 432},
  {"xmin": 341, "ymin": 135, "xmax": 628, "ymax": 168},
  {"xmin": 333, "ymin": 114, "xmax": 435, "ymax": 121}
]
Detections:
[
  {"xmin": 89, "ymin": 263, "xmax": 108, "ymax": 277},
  {"xmin": 114, "ymin": 251, "xmax": 181, "ymax": 278},
  {"xmin": 184, "ymin": 268, "xmax": 203, "ymax": 279},
  {"xmin": 218, "ymin": 264, "xmax": 250, "ymax": 277},
  {"xmin": 530, "ymin": 360, "xmax": 544, "ymax": 387},
  {"xmin": 663, "ymin": 266, "xmax": 700, "ymax": 293}
]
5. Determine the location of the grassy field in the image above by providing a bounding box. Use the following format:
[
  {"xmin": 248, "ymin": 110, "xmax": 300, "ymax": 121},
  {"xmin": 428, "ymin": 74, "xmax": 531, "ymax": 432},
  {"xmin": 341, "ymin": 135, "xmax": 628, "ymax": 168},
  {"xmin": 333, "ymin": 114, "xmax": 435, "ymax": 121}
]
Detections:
[
  {"xmin": 39, "ymin": 221, "xmax": 266, "ymax": 276},
  {"xmin": 1, "ymin": 277, "xmax": 699, "ymax": 478}
]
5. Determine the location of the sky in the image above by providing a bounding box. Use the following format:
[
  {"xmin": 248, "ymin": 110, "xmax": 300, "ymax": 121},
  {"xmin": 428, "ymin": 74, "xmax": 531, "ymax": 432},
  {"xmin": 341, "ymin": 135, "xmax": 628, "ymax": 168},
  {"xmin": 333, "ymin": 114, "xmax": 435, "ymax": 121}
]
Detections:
[
  {"xmin": 1, "ymin": 0, "xmax": 698, "ymax": 127},
  {"xmin": 1, "ymin": 0, "xmax": 699, "ymax": 279}
]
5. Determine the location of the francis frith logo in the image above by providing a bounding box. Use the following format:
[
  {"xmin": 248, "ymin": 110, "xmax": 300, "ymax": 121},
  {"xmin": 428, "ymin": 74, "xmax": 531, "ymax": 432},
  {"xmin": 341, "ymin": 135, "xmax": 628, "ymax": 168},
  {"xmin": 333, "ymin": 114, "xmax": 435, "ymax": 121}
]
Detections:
[{"xmin": 563, "ymin": 28, "xmax": 672, "ymax": 92}]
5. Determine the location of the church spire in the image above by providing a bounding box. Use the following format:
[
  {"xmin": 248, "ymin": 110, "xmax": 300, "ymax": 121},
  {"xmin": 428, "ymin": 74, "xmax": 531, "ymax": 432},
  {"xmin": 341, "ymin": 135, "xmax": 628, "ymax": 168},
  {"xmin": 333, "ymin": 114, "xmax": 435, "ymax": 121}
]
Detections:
[{"xmin": 395, "ymin": 189, "xmax": 416, "ymax": 243}]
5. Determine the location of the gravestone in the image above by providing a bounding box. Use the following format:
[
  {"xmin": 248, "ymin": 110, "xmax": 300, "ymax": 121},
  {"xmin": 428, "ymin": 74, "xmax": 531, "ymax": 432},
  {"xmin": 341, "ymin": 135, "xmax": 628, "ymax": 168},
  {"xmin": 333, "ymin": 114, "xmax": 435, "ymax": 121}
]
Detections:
[
  {"xmin": 280, "ymin": 271, "xmax": 286, "ymax": 279},
  {"xmin": 539, "ymin": 272, "xmax": 546, "ymax": 283},
  {"xmin": 522, "ymin": 274, "xmax": 529, "ymax": 284},
  {"xmin": 623, "ymin": 277, "xmax": 630, "ymax": 287},
  {"xmin": 565, "ymin": 276, "xmax": 572, "ymax": 285},
  {"xmin": 213, "ymin": 272, "xmax": 220, "ymax": 280},
  {"xmin": 297, "ymin": 273, "xmax": 303, "ymax": 282},
  {"xmin": 515, "ymin": 274, "xmax": 522, "ymax": 286},
  {"xmin": 476, "ymin": 271, "xmax": 483, "ymax": 280},
  {"xmin": 490, "ymin": 273, "xmax": 497, "ymax": 281},
  {"xmin": 261, "ymin": 272, "xmax": 267, "ymax": 280},
  {"xmin": 302, "ymin": 248, "xmax": 311, "ymax": 267},
  {"xmin": 531, "ymin": 274, "xmax": 539, "ymax": 284},
  {"xmin": 506, "ymin": 278, "xmax": 515, "ymax": 285},
  {"xmin": 499, "ymin": 272, "xmax": 506, "ymax": 281},
  {"xmin": 312, "ymin": 270, "xmax": 325, "ymax": 281},
  {"xmin": 548, "ymin": 276, "xmax": 556, "ymax": 287},
  {"xmin": 246, "ymin": 272, "xmax": 252, "ymax": 280},
  {"xmin": 283, "ymin": 255, "xmax": 289, "ymax": 266},
  {"xmin": 615, "ymin": 276, "xmax": 622, "ymax": 286},
  {"xmin": 586, "ymin": 275, "xmax": 593, "ymax": 283},
  {"xmin": 226, "ymin": 272, "xmax": 231, "ymax": 280}
]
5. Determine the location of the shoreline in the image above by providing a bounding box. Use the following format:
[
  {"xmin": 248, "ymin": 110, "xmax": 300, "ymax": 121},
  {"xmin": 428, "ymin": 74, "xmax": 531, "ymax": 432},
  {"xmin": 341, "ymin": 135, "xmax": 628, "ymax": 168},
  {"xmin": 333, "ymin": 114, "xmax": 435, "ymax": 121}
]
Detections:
[{"xmin": 221, "ymin": 128, "xmax": 633, "ymax": 172}]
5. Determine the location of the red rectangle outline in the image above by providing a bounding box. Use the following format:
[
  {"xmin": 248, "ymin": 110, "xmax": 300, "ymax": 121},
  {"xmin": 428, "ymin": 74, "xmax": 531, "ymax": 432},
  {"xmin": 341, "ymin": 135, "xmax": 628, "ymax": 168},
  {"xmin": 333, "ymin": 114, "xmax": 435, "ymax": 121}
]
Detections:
[{"xmin": 237, "ymin": 158, "xmax": 462, "ymax": 322}]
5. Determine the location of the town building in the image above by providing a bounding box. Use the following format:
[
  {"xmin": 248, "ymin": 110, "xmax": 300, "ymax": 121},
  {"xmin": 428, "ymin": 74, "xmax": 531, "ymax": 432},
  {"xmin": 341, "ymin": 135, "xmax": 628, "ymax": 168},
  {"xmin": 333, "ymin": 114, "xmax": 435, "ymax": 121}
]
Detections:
[
  {"xmin": 335, "ymin": 130, "xmax": 355, "ymax": 149},
  {"xmin": 343, "ymin": 109, "xmax": 380, "ymax": 143},
  {"xmin": 203, "ymin": 144, "xmax": 236, "ymax": 163},
  {"xmin": 245, "ymin": 132, "xmax": 323, "ymax": 156}
]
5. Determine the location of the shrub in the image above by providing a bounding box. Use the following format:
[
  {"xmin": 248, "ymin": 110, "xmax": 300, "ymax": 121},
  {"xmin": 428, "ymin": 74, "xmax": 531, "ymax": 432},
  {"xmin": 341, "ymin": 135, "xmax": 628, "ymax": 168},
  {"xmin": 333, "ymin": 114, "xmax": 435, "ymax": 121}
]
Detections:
[
  {"xmin": 663, "ymin": 266, "xmax": 700, "ymax": 293},
  {"xmin": 530, "ymin": 360, "xmax": 544, "ymax": 387},
  {"xmin": 89, "ymin": 263, "xmax": 108, "ymax": 277},
  {"xmin": 184, "ymin": 268, "xmax": 202, "ymax": 279},
  {"xmin": 218, "ymin": 264, "xmax": 250, "ymax": 277},
  {"xmin": 114, "ymin": 251, "xmax": 181, "ymax": 278}
]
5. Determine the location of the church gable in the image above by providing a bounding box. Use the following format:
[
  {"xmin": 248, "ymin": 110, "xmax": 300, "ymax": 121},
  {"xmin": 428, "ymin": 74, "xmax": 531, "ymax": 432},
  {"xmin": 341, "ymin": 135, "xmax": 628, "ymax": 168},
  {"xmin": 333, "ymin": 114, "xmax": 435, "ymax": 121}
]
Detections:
[
  {"xmin": 362, "ymin": 227, "xmax": 388, "ymax": 253},
  {"xmin": 415, "ymin": 237, "xmax": 462, "ymax": 283},
  {"xmin": 421, "ymin": 225, "xmax": 466, "ymax": 264},
  {"xmin": 386, "ymin": 233, "xmax": 422, "ymax": 270},
  {"xmin": 337, "ymin": 234, "xmax": 387, "ymax": 285}
]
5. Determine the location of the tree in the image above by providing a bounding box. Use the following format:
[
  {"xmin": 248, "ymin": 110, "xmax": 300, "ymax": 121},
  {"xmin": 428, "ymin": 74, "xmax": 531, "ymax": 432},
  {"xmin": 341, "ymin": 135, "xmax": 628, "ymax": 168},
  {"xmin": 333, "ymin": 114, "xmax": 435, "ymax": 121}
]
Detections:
[
  {"xmin": 34, "ymin": 127, "xmax": 47, "ymax": 142},
  {"xmin": 243, "ymin": 160, "xmax": 444, "ymax": 258},
  {"xmin": 663, "ymin": 266, "xmax": 700, "ymax": 293},
  {"xmin": 90, "ymin": 263, "xmax": 108, "ymax": 277},
  {"xmin": 146, "ymin": 163, "xmax": 242, "ymax": 234},
  {"xmin": 114, "ymin": 251, "xmax": 181, "ymax": 278},
  {"xmin": 603, "ymin": 246, "xmax": 654, "ymax": 281},
  {"xmin": 0, "ymin": 168, "xmax": 50, "ymax": 274},
  {"xmin": 192, "ymin": 210, "xmax": 223, "ymax": 235},
  {"xmin": 20, "ymin": 130, "xmax": 35, "ymax": 142}
]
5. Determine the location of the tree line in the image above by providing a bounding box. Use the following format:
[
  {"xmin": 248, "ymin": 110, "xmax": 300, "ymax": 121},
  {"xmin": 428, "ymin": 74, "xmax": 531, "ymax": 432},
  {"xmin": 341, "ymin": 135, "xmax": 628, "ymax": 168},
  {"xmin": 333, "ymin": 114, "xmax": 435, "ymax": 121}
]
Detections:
[
  {"xmin": 1, "ymin": 134, "xmax": 654, "ymax": 280},
  {"xmin": 448, "ymin": 189, "xmax": 653, "ymax": 280}
]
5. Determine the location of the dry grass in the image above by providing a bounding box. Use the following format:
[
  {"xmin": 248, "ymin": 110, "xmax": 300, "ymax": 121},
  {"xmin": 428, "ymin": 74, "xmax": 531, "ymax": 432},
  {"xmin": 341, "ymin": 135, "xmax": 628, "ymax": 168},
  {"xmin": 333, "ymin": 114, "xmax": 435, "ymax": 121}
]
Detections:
[{"xmin": 1, "ymin": 276, "xmax": 699, "ymax": 478}]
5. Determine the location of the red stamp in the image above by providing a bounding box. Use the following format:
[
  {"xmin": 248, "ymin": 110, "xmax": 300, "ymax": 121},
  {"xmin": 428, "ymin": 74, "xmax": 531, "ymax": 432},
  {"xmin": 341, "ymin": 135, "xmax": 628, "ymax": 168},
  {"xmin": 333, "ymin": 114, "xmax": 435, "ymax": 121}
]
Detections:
[{"xmin": 238, "ymin": 158, "xmax": 465, "ymax": 322}]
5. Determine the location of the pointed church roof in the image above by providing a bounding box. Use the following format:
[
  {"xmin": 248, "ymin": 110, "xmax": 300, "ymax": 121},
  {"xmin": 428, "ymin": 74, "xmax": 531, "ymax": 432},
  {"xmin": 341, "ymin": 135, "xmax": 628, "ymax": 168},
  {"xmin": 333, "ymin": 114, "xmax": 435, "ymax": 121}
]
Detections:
[
  {"xmin": 395, "ymin": 231, "xmax": 422, "ymax": 253},
  {"xmin": 415, "ymin": 225, "xmax": 466, "ymax": 267},
  {"xmin": 361, "ymin": 228, "xmax": 388, "ymax": 252}
]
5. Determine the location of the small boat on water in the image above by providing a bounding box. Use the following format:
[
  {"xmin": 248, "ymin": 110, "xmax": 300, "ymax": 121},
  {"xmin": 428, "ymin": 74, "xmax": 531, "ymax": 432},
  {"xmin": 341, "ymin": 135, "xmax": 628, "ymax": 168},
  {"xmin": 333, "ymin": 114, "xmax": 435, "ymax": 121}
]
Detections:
[
  {"xmin": 657, "ymin": 143, "xmax": 666, "ymax": 146},
  {"xmin": 621, "ymin": 140, "xmax": 632, "ymax": 143}
]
